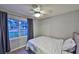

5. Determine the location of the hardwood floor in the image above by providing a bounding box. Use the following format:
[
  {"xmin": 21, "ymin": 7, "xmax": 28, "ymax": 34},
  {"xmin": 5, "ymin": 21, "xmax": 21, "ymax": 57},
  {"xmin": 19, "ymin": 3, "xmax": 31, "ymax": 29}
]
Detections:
[{"xmin": 8, "ymin": 47, "xmax": 35, "ymax": 54}]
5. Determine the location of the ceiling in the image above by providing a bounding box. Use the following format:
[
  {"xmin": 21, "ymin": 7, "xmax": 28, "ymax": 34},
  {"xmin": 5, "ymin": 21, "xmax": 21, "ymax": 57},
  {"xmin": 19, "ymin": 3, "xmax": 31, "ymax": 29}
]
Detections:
[{"xmin": 0, "ymin": 4, "xmax": 79, "ymax": 20}]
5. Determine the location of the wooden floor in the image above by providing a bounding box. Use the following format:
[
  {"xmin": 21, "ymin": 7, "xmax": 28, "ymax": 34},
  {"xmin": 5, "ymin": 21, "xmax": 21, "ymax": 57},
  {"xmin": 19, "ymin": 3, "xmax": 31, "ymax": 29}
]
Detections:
[{"xmin": 8, "ymin": 47, "xmax": 34, "ymax": 54}]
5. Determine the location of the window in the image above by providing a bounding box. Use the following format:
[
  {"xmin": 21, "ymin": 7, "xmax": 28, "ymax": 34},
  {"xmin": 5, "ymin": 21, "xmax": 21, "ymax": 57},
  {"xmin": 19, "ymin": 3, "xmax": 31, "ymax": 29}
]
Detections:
[
  {"xmin": 19, "ymin": 20, "xmax": 28, "ymax": 36},
  {"xmin": 8, "ymin": 18, "xmax": 28, "ymax": 39},
  {"xmin": 8, "ymin": 18, "xmax": 19, "ymax": 38}
]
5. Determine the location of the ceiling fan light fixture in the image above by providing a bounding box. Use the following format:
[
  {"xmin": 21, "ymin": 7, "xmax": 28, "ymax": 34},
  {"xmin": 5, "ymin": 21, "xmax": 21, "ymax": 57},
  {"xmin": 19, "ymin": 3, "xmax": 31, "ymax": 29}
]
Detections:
[{"xmin": 34, "ymin": 13, "xmax": 41, "ymax": 17}]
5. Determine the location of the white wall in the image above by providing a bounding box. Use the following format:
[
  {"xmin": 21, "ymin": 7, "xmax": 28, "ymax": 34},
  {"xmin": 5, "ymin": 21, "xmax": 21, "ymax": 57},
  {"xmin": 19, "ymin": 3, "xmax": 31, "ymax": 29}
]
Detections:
[
  {"xmin": 33, "ymin": 19, "xmax": 40, "ymax": 37},
  {"xmin": 39, "ymin": 10, "xmax": 79, "ymax": 39}
]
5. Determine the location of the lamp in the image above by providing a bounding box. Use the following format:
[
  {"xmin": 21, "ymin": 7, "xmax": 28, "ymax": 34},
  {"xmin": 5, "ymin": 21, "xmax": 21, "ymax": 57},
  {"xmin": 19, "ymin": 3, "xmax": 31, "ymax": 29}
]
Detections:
[{"xmin": 34, "ymin": 12, "xmax": 41, "ymax": 17}]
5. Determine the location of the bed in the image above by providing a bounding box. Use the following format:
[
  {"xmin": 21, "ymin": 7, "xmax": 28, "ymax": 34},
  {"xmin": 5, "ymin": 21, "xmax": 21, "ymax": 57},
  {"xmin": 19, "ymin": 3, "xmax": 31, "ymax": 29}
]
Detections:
[{"xmin": 27, "ymin": 36, "xmax": 76, "ymax": 54}]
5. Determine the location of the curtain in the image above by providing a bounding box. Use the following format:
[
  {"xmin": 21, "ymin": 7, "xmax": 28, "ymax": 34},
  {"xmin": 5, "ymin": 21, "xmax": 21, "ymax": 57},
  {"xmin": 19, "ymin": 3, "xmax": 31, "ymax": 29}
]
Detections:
[
  {"xmin": 27, "ymin": 18, "xmax": 34, "ymax": 41},
  {"xmin": 0, "ymin": 11, "xmax": 10, "ymax": 54}
]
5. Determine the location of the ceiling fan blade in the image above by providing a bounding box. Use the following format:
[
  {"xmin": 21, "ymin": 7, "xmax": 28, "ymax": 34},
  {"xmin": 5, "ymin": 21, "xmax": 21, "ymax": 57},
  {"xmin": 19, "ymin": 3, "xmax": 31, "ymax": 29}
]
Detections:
[
  {"xmin": 31, "ymin": 4, "xmax": 41, "ymax": 12},
  {"xmin": 40, "ymin": 10, "xmax": 48, "ymax": 15},
  {"xmin": 33, "ymin": 6, "xmax": 40, "ymax": 12},
  {"xmin": 41, "ymin": 10, "xmax": 53, "ymax": 14}
]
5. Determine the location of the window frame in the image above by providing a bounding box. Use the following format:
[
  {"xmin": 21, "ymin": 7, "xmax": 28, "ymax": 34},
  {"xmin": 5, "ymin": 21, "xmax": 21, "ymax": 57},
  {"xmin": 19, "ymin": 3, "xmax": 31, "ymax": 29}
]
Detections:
[{"xmin": 8, "ymin": 18, "xmax": 28, "ymax": 40}]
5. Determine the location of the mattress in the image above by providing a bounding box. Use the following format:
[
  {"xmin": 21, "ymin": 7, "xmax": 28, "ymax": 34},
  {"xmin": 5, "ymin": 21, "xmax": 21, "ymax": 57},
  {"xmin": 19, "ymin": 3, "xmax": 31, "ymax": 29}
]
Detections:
[{"xmin": 27, "ymin": 36, "xmax": 64, "ymax": 54}]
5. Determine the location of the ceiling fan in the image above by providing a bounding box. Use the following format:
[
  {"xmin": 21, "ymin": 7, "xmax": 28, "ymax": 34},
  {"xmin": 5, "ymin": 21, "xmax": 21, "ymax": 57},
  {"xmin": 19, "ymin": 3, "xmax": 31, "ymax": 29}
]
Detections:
[{"xmin": 30, "ymin": 4, "xmax": 47, "ymax": 18}]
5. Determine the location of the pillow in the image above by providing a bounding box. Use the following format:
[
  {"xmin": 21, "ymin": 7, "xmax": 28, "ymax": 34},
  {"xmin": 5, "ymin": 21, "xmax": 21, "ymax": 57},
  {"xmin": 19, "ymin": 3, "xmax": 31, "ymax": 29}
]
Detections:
[
  {"xmin": 73, "ymin": 32, "xmax": 79, "ymax": 54},
  {"xmin": 63, "ymin": 38, "xmax": 76, "ymax": 51}
]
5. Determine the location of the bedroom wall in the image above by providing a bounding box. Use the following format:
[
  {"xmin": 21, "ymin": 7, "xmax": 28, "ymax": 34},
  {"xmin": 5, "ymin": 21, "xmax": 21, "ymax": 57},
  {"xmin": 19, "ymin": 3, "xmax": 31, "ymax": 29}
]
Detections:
[
  {"xmin": 33, "ymin": 19, "xmax": 40, "ymax": 37},
  {"xmin": 39, "ymin": 10, "xmax": 79, "ymax": 39}
]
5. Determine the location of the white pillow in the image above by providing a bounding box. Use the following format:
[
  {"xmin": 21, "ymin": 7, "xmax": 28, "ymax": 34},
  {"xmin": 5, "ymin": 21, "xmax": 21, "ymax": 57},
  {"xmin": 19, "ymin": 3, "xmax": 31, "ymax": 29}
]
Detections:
[{"xmin": 63, "ymin": 38, "xmax": 76, "ymax": 50}]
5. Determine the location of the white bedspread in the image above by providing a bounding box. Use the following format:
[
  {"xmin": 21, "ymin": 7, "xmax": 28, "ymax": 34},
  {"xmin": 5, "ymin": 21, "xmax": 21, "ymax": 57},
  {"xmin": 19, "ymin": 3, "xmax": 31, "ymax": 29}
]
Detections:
[{"xmin": 27, "ymin": 36, "xmax": 64, "ymax": 54}]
